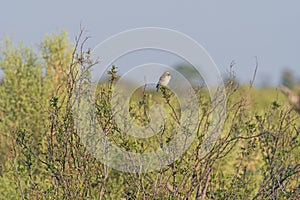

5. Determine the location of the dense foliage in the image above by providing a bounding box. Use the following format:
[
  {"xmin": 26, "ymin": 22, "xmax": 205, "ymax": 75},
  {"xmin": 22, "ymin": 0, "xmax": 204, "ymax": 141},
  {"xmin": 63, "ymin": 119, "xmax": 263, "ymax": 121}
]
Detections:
[{"xmin": 0, "ymin": 31, "xmax": 299, "ymax": 199}]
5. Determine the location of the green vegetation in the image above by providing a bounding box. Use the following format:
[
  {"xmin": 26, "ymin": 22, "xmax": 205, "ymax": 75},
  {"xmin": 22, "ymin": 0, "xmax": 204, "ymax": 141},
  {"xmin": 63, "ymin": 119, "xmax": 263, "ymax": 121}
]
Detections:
[{"xmin": 0, "ymin": 31, "xmax": 299, "ymax": 199}]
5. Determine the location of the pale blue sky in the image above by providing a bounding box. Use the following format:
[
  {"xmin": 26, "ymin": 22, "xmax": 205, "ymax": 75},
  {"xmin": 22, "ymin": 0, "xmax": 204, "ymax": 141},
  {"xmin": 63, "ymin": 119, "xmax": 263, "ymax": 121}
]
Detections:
[{"xmin": 1, "ymin": 0, "xmax": 300, "ymax": 86}]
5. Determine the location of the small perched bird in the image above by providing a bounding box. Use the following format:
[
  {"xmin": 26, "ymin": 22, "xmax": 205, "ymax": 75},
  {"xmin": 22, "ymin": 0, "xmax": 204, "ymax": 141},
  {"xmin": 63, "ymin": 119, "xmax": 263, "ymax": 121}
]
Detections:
[{"xmin": 156, "ymin": 71, "xmax": 171, "ymax": 92}]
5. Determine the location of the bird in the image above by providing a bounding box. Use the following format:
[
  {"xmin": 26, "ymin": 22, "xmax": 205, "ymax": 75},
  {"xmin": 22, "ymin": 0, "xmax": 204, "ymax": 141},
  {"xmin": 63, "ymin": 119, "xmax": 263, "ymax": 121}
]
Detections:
[{"xmin": 156, "ymin": 71, "xmax": 171, "ymax": 92}]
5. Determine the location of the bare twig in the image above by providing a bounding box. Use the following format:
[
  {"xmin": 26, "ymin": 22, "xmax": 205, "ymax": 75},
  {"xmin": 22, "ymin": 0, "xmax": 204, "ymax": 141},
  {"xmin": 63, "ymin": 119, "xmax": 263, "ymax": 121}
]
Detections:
[{"xmin": 279, "ymin": 85, "xmax": 300, "ymax": 113}]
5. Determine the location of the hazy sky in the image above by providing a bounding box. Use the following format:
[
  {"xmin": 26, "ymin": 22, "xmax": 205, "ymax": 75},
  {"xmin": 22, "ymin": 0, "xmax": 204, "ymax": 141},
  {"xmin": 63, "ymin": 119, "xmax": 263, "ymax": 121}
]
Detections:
[{"xmin": 1, "ymin": 0, "xmax": 300, "ymax": 86}]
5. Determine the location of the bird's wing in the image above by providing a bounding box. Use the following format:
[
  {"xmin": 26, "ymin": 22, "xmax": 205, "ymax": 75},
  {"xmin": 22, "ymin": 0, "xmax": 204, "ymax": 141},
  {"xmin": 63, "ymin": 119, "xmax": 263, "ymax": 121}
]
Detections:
[{"xmin": 159, "ymin": 75, "xmax": 165, "ymax": 81}]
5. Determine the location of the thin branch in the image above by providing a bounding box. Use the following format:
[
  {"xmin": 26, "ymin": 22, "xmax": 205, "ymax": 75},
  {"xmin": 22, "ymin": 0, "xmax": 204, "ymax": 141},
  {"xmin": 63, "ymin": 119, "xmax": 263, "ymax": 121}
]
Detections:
[
  {"xmin": 279, "ymin": 85, "xmax": 300, "ymax": 113},
  {"xmin": 250, "ymin": 56, "xmax": 258, "ymax": 88}
]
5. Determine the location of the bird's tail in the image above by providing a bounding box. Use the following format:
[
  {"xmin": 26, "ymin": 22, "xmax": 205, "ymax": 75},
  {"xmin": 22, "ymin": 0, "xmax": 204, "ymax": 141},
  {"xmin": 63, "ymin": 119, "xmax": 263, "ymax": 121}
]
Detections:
[{"xmin": 156, "ymin": 84, "xmax": 159, "ymax": 92}]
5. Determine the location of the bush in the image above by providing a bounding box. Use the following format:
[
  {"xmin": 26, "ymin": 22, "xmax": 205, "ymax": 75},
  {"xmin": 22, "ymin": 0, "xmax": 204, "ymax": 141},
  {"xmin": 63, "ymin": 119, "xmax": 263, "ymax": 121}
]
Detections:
[{"xmin": 0, "ymin": 30, "xmax": 299, "ymax": 199}]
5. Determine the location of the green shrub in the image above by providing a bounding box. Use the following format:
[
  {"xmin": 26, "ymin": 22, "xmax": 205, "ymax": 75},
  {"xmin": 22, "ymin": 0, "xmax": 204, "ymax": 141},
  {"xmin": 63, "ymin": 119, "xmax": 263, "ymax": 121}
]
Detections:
[{"xmin": 0, "ymin": 30, "xmax": 299, "ymax": 199}]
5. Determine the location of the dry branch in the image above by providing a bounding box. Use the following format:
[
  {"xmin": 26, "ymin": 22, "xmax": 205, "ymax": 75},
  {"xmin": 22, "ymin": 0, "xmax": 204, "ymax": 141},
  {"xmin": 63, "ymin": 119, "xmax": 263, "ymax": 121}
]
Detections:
[{"xmin": 279, "ymin": 85, "xmax": 300, "ymax": 113}]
